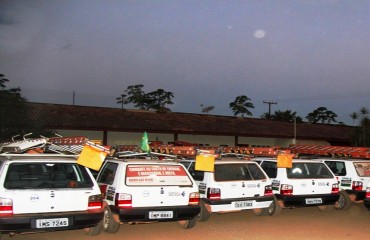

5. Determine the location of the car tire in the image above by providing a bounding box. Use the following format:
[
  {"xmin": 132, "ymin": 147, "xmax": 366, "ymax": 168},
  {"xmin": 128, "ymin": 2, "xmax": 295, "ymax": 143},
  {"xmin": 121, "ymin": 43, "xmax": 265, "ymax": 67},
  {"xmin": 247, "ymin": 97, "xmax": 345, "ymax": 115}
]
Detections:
[
  {"xmin": 335, "ymin": 191, "xmax": 351, "ymax": 210},
  {"xmin": 102, "ymin": 206, "xmax": 120, "ymax": 233},
  {"xmin": 197, "ymin": 201, "xmax": 211, "ymax": 222},
  {"xmin": 254, "ymin": 196, "xmax": 282, "ymax": 216},
  {"xmin": 178, "ymin": 218, "xmax": 197, "ymax": 229},
  {"xmin": 84, "ymin": 222, "xmax": 102, "ymax": 236},
  {"xmin": 271, "ymin": 196, "xmax": 282, "ymax": 216},
  {"xmin": 317, "ymin": 204, "xmax": 335, "ymax": 212}
]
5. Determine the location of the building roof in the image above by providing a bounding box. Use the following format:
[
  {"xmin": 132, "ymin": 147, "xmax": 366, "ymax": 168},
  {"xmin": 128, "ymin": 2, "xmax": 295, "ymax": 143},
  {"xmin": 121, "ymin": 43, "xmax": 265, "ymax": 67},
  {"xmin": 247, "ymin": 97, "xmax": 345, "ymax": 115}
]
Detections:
[{"xmin": 27, "ymin": 102, "xmax": 353, "ymax": 145}]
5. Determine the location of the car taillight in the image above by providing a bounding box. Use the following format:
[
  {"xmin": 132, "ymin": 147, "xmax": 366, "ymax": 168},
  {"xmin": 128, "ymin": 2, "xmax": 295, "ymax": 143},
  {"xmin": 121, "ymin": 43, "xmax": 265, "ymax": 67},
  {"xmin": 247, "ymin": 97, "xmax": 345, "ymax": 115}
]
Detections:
[
  {"xmin": 189, "ymin": 192, "xmax": 200, "ymax": 205},
  {"xmin": 331, "ymin": 183, "xmax": 339, "ymax": 194},
  {"xmin": 280, "ymin": 184, "xmax": 293, "ymax": 195},
  {"xmin": 0, "ymin": 198, "xmax": 13, "ymax": 216},
  {"xmin": 100, "ymin": 184, "xmax": 108, "ymax": 199},
  {"xmin": 88, "ymin": 194, "xmax": 103, "ymax": 211},
  {"xmin": 366, "ymin": 187, "xmax": 370, "ymax": 199},
  {"xmin": 352, "ymin": 181, "xmax": 363, "ymax": 191},
  {"xmin": 207, "ymin": 188, "xmax": 221, "ymax": 200},
  {"xmin": 264, "ymin": 185, "xmax": 273, "ymax": 196},
  {"xmin": 115, "ymin": 193, "xmax": 132, "ymax": 208}
]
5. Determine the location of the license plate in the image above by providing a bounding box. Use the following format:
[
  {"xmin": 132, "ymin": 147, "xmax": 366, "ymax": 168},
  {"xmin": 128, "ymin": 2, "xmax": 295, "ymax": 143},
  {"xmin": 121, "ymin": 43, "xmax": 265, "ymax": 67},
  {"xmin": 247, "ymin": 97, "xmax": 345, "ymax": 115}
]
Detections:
[
  {"xmin": 36, "ymin": 218, "xmax": 69, "ymax": 228},
  {"xmin": 234, "ymin": 201, "xmax": 254, "ymax": 208},
  {"xmin": 149, "ymin": 211, "xmax": 173, "ymax": 219},
  {"xmin": 305, "ymin": 198, "xmax": 323, "ymax": 204}
]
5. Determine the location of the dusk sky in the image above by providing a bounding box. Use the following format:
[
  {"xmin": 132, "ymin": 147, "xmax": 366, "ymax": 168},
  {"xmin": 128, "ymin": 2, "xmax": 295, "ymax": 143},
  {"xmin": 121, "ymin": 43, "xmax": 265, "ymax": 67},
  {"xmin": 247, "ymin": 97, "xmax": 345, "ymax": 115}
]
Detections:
[{"xmin": 1, "ymin": 0, "xmax": 370, "ymax": 125}]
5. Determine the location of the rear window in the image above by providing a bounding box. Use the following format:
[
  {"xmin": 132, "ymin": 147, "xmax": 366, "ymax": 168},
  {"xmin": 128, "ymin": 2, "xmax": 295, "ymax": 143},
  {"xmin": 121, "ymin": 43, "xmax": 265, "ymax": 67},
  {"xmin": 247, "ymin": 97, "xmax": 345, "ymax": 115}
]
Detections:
[
  {"xmin": 215, "ymin": 163, "xmax": 266, "ymax": 181},
  {"xmin": 4, "ymin": 162, "xmax": 94, "ymax": 189},
  {"xmin": 287, "ymin": 162, "xmax": 333, "ymax": 179},
  {"xmin": 353, "ymin": 162, "xmax": 370, "ymax": 177},
  {"xmin": 125, "ymin": 164, "xmax": 193, "ymax": 186}
]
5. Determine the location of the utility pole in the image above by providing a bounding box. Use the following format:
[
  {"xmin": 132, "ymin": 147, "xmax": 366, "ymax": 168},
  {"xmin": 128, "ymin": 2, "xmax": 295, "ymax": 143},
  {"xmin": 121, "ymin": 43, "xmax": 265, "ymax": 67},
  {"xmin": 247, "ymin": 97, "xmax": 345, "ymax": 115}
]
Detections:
[{"xmin": 263, "ymin": 101, "xmax": 277, "ymax": 115}]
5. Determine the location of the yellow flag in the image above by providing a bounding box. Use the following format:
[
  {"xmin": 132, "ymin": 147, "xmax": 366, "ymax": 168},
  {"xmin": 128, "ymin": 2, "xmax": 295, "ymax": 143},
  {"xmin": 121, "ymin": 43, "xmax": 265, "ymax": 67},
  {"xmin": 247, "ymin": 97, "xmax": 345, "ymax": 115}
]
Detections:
[
  {"xmin": 195, "ymin": 154, "xmax": 215, "ymax": 172},
  {"xmin": 277, "ymin": 153, "xmax": 293, "ymax": 168},
  {"xmin": 77, "ymin": 142, "xmax": 110, "ymax": 171}
]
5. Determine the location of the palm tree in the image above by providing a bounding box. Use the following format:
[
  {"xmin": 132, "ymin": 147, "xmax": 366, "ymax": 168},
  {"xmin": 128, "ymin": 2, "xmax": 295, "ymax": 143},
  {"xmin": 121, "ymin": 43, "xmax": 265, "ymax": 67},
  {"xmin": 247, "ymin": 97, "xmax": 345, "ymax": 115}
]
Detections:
[
  {"xmin": 229, "ymin": 95, "xmax": 254, "ymax": 117},
  {"xmin": 350, "ymin": 112, "xmax": 358, "ymax": 126},
  {"xmin": 116, "ymin": 94, "xmax": 127, "ymax": 109}
]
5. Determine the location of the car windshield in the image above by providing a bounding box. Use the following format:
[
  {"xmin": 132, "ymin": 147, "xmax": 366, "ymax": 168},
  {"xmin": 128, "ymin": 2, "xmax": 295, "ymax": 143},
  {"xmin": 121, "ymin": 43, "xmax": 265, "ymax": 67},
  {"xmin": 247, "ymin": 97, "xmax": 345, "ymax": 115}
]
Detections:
[
  {"xmin": 287, "ymin": 162, "xmax": 333, "ymax": 179},
  {"xmin": 214, "ymin": 163, "xmax": 266, "ymax": 181},
  {"xmin": 4, "ymin": 162, "xmax": 94, "ymax": 189}
]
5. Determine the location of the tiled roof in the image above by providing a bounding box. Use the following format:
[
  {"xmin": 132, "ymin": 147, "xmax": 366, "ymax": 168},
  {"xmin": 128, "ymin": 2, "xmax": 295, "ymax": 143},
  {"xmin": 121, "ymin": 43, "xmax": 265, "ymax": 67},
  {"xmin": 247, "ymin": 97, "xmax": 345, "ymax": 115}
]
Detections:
[{"xmin": 27, "ymin": 102, "xmax": 353, "ymax": 144}]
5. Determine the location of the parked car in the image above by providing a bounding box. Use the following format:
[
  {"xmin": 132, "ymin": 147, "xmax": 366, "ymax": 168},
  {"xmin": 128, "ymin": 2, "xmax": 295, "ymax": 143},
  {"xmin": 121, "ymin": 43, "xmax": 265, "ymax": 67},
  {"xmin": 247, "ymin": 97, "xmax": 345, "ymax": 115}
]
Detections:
[
  {"xmin": 254, "ymin": 158, "xmax": 340, "ymax": 211},
  {"xmin": 316, "ymin": 158, "xmax": 370, "ymax": 210},
  {"xmin": 180, "ymin": 157, "xmax": 280, "ymax": 222},
  {"xmin": 96, "ymin": 156, "xmax": 200, "ymax": 233},
  {"xmin": 0, "ymin": 154, "xmax": 104, "ymax": 239}
]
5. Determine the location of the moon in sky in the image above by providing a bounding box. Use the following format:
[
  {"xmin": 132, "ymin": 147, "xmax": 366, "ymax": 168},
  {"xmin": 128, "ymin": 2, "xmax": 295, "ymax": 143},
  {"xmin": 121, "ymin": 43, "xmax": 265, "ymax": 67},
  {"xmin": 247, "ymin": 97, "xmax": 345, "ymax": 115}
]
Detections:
[{"xmin": 254, "ymin": 29, "xmax": 266, "ymax": 38}]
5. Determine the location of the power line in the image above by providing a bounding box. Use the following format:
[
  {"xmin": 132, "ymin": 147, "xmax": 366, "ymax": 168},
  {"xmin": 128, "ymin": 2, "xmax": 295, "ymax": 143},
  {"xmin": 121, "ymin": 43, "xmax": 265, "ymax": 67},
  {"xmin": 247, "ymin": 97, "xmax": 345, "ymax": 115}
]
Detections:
[{"xmin": 263, "ymin": 101, "xmax": 277, "ymax": 115}]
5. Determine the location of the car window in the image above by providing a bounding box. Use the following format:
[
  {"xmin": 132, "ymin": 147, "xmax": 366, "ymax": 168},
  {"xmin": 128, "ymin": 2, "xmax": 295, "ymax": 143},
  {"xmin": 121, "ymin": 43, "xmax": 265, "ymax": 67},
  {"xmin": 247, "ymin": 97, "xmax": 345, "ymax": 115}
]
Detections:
[
  {"xmin": 214, "ymin": 163, "xmax": 266, "ymax": 181},
  {"xmin": 186, "ymin": 162, "xmax": 205, "ymax": 181},
  {"xmin": 353, "ymin": 162, "xmax": 370, "ymax": 177},
  {"xmin": 125, "ymin": 164, "xmax": 193, "ymax": 186},
  {"xmin": 260, "ymin": 161, "xmax": 277, "ymax": 178},
  {"xmin": 287, "ymin": 162, "xmax": 333, "ymax": 179},
  {"xmin": 324, "ymin": 161, "xmax": 347, "ymax": 176},
  {"xmin": 97, "ymin": 162, "xmax": 118, "ymax": 184},
  {"xmin": 4, "ymin": 162, "xmax": 94, "ymax": 189}
]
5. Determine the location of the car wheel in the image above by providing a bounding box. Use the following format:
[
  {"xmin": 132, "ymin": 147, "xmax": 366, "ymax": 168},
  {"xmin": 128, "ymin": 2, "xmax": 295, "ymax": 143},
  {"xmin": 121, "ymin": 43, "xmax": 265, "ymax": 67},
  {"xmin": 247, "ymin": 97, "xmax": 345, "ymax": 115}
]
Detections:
[
  {"xmin": 84, "ymin": 222, "xmax": 102, "ymax": 236},
  {"xmin": 197, "ymin": 201, "xmax": 211, "ymax": 222},
  {"xmin": 335, "ymin": 191, "xmax": 351, "ymax": 210},
  {"xmin": 317, "ymin": 204, "xmax": 335, "ymax": 212},
  {"xmin": 178, "ymin": 218, "xmax": 197, "ymax": 229},
  {"xmin": 271, "ymin": 196, "xmax": 282, "ymax": 216},
  {"xmin": 102, "ymin": 206, "xmax": 120, "ymax": 233}
]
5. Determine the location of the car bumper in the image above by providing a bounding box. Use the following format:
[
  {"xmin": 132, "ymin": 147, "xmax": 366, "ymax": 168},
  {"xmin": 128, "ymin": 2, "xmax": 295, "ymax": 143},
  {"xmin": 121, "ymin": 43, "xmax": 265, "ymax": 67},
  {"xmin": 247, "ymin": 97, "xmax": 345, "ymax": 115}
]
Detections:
[
  {"xmin": 113, "ymin": 205, "xmax": 201, "ymax": 223},
  {"xmin": 364, "ymin": 198, "xmax": 370, "ymax": 210},
  {"xmin": 347, "ymin": 190, "xmax": 366, "ymax": 201},
  {"xmin": 0, "ymin": 211, "xmax": 103, "ymax": 233},
  {"xmin": 276, "ymin": 194, "xmax": 340, "ymax": 207},
  {"xmin": 202, "ymin": 195, "xmax": 274, "ymax": 213}
]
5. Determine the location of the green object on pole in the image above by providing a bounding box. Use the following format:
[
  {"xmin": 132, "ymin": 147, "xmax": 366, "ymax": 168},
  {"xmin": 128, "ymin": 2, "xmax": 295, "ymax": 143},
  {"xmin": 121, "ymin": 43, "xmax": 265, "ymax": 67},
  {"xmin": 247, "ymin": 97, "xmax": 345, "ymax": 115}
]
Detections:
[{"xmin": 140, "ymin": 132, "xmax": 150, "ymax": 152}]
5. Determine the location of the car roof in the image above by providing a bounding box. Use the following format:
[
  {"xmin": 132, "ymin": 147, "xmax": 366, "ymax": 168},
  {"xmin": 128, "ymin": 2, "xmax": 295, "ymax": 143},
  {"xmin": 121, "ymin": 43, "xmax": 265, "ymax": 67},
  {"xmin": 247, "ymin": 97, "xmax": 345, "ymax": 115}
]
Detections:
[
  {"xmin": 181, "ymin": 158, "xmax": 256, "ymax": 164},
  {"xmin": 254, "ymin": 158, "xmax": 325, "ymax": 163},
  {"xmin": 105, "ymin": 158, "xmax": 183, "ymax": 165},
  {"xmin": 315, "ymin": 158, "xmax": 370, "ymax": 162},
  {"xmin": 0, "ymin": 154, "xmax": 78, "ymax": 162}
]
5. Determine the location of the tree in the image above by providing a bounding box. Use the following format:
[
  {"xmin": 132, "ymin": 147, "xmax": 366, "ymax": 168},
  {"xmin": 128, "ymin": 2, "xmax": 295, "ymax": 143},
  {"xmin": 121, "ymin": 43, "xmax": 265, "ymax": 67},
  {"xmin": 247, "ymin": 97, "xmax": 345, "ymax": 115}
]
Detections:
[
  {"xmin": 116, "ymin": 94, "xmax": 127, "ymax": 109},
  {"xmin": 0, "ymin": 74, "xmax": 55, "ymax": 142},
  {"xmin": 305, "ymin": 107, "xmax": 337, "ymax": 124},
  {"xmin": 145, "ymin": 89, "xmax": 174, "ymax": 113},
  {"xmin": 122, "ymin": 84, "xmax": 174, "ymax": 113},
  {"xmin": 261, "ymin": 110, "xmax": 303, "ymax": 122},
  {"xmin": 229, "ymin": 95, "xmax": 254, "ymax": 117}
]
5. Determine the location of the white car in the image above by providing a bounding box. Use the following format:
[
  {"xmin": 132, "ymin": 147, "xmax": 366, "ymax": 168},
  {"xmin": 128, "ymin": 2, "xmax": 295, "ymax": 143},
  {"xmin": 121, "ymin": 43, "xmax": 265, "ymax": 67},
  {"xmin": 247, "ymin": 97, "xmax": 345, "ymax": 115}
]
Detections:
[
  {"xmin": 180, "ymin": 157, "xmax": 280, "ymax": 222},
  {"xmin": 96, "ymin": 157, "xmax": 200, "ymax": 233},
  {"xmin": 255, "ymin": 158, "xmax": 340, "ymax": 211},
  {"xmin": 0, "ymin": 154, "xmax": 104, "ymax": 239},
  {"xmin": 318, "ymin": 158, "xmax": 370, "ymax": 210}
]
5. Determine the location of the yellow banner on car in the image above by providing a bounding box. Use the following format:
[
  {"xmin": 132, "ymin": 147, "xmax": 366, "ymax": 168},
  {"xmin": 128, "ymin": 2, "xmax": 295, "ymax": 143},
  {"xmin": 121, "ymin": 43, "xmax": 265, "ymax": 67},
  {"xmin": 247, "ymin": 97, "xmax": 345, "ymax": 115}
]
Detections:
[
  {"xmin": 195, "ymin": 154, "xmax": 215, "ymax": 172},
  {"xmin": 77, "ymin": 141, "xmax": 110, "ymax": 171},
  {"xmin": 277, "ymin": 153, "xmax": 293, "ymax": 168}
]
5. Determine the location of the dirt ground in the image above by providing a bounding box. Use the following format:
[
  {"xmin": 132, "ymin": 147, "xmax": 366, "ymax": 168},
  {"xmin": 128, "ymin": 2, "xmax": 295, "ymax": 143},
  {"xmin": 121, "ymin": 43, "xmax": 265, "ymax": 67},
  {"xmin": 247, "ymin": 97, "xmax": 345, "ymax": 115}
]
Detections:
[{"xmin": 3, "ymin": 203, "xmax": 370, "ymax": 240}]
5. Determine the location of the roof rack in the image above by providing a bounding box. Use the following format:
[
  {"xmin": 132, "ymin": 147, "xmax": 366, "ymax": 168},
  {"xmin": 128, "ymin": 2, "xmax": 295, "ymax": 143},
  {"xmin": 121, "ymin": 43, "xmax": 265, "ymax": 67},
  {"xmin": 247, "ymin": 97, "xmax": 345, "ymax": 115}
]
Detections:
[{"xmin": 288, "ymin": 144, "xmax": 370, "ymax": 159}]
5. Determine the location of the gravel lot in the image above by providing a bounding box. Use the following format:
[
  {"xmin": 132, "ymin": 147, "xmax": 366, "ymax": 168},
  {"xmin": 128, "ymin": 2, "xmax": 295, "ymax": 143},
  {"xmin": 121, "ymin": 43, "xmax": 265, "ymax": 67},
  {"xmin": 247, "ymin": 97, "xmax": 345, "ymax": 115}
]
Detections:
[{"xmin": 3, "ymin": 203, "xmax": 370, "ymax": 240}]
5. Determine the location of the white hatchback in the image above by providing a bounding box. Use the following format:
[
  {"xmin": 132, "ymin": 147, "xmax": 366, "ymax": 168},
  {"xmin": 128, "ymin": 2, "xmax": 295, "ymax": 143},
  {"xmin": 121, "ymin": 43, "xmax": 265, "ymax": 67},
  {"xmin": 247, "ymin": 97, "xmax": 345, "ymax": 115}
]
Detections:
[
  {"xmin": 0, "ymin": 154, "xmax": 104, "ymax": 239},
  {"xmin": 319, "ymin": 158, "xmax": 370, "ymax": 210},
  {"xmin": 255, "ymin": 158, "xmax": 340, "ymax": 211},
  {"xmin": 180, "ymin": 157, "xmax": 280, "ymax": 222},
  {"xmin": 96, "ymin": 157, "xmax": 201, "ymax": 233}
]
